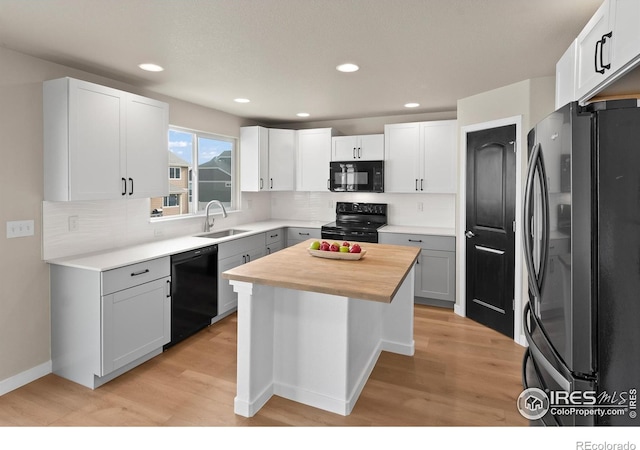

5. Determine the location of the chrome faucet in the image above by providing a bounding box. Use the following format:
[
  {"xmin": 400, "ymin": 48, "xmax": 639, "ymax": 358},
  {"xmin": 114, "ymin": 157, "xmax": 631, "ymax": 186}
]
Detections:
[{"xmin": 203, "ymin": 200, "xmax": 228, "ymax": 232}]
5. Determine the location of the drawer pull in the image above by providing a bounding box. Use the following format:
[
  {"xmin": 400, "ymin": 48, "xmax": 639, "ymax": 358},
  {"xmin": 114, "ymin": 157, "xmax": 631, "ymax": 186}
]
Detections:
[
  {"xmin": 299, "ymin": 232, "xmax": 310, "ymax": 236},
  {"xmin": 131, "ymin": 269, "xmax": 150, "ymax": 277},
  {"xmin": 408, "ymin": 239, "xmax": 423, "ymax": 243},
  {"xmin": 270, "ymin": 233, "xmax": 279, "ymax": 238}
]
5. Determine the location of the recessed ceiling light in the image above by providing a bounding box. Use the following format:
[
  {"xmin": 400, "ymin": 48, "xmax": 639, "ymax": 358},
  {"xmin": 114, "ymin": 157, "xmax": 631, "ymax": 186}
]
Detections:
[
  {"xmin": 296, "ymin": 112, "xmax": 310, "ymax": 117},
  {"xmin": 336, "ymin": 63, "xmax": 359, "ymax": 73},
  {"xmin": 234, "ymin": 98, "xmax": 251, "ymax": 103},
  {"xmin": 404, "ymin": 102, "xmax": 420, "ymax": 108},
  {"xmin": 138, "ymin": 63, "xmax": 164, "ymax": 72}
]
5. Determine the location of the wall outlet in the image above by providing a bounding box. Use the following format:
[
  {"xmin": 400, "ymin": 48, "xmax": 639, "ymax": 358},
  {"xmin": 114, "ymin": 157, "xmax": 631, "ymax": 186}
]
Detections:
[
  {"xmin": 68, "ymin": 215, "xmax": 79, "ymax": 232},
  {"xmin": 6, "ymin": 220, "xmax": 35, "ymax": 238}
]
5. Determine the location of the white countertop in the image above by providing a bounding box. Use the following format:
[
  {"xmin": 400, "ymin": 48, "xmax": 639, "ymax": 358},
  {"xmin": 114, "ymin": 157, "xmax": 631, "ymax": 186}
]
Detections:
[
  {"xmin": 46, "ymin": 220, "xmax": 325, "ymax": 272},
  {"xmin": 46, "ymin": 219, "xmax": 456, "ymax": 271}
]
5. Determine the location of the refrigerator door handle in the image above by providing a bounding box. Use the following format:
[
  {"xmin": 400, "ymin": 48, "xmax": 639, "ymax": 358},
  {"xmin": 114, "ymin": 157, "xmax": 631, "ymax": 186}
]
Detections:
[
  {"xmin": 536, "ymin": 147, "xmax": 551, "ymax": 295},
  {"xmin": 524, "ymin": 143, "xmax": 542, "ymax": 299}
]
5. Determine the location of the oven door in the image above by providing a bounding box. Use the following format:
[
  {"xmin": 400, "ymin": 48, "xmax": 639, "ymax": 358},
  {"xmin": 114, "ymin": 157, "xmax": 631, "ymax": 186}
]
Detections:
[{"xmin": 329, "ymin": 161, "xmax": 383, "ymax": 192}]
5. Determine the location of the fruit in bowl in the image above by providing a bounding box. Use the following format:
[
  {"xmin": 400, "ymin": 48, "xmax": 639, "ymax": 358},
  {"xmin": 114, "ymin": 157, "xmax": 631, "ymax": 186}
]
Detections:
[
  {"xmin": 342, "ymin": 241, "xmax": 350, "ymax": 248},
  {"xmin": 329, "ymin": 243, "xmax": 340, "ymax": 252},
  {"xmin": 349, "ymin": 243, "xmax": 362, "ymax": 253},
  {"xmin": 319, "ymin": 242, "xmax": 331, "ymax": 251},
  {"xmin": 309, "ymin": 240, "xmax": 321, "ymax": 250},
  {"xmin": 339, "ymin": 245, "xmax": 350, "ymax": 252}
]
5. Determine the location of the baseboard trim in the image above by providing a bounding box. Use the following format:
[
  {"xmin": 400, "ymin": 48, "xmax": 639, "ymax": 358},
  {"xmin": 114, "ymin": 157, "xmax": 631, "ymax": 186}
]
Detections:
[{"xmin": 0, "ymin": 360, "xmax": 52, "ymax": 397}]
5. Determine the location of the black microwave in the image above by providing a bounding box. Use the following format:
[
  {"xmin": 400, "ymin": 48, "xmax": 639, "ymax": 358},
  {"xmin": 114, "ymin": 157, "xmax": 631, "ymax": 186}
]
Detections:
[{"xmin": 329, "ymin": 160, "xmax": 384, "ymax": 192}]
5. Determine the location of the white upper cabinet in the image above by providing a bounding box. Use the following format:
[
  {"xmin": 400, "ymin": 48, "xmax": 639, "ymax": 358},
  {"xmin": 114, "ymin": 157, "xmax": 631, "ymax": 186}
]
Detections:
[
  {"xmin": 44, "ymin": 77, "xmax": 169, "ymax": 202},
  {"xmin": 609, "ymin": 0, "xmax": 640, "ymax": 76},
  {"xmin": 420, "ymin": 120, "xmax": 458, "ymax": 194},
  {"xmin": 268, "ymin": 128, "xmax": 295, "ymax": 191},
  {"xmin": 296, "ymin": 128, "xmax": 333, "ymax": 192},
  {"xmin": 240, "ymin": 126, "xmax": 269, "ymax": 191},
  {"xmin": 384, "ymin": 120, "xmax": 457, "ymax": 194},
  {"xmin": 575, "ymin": 0, "xmax": 613, "ymax": 101},
  {"xmin": 240, "ymin": 126, "xmax": 295, "ymax": 192},
  {"xmin": 384, "ymin": 122, "xmax": 421, "ymax": 193},
  {"xmin": 566, "ymin": 0, "xmax": 640, "ymax": 104},
  {"xmin": 556, "ymin": 39, "xmax": 577, "ymax": 110},
  {"xmin": 125, "ymin": 94, "xmax": 170, "ymax": 199},
  {"xmin": 332, "ymin": 134, "xmax": 384, "ymax": 161}
]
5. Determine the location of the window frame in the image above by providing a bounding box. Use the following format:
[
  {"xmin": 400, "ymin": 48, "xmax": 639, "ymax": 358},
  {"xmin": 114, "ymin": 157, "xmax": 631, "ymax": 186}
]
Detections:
[{"xmin": 151, "ymin": 125, "xmax": 239, "ymax": 221}]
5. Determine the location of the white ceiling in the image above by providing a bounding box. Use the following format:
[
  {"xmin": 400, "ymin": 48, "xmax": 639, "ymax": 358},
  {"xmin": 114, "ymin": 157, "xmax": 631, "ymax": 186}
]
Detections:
[{"xmin": 0, "ymin": 0, "xmax": 602, "ymax": 124}]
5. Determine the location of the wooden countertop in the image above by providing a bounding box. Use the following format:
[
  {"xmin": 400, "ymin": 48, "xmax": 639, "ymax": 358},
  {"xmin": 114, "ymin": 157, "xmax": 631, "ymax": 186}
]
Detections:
[{"xmin": 222, "ymin": 239, "xmax": 420, "ymax": 303}]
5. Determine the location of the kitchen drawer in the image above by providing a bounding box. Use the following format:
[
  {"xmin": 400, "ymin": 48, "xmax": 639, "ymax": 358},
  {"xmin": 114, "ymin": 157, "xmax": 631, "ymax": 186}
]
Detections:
[
  {"xmin": 266, "ymin": 228, "xmax": 284, "ymax": 246},
  {"xmin": 287, "ymin": 227, "xmax": 321, "ymax": 242},
  {"xmin": 217, "ymin": 233, "xmax": 266, "ymax": 259},
  {"xmin": 102, "ymin": 256, "xmax": 170, "ymax": 295},
  {"xmin": 379, "ymin": 233, "xmax": 455, "ymax": 251}
]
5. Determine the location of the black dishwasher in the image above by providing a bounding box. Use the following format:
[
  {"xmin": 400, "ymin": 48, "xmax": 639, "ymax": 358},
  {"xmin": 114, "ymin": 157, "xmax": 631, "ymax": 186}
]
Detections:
[{"xmin": 164, "ymin": 245, "xmax": 218, "ymax": 350}]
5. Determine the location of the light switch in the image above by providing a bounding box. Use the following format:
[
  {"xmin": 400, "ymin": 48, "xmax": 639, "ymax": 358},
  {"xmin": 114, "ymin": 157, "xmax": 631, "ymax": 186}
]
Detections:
[{"xmin": 6, "ymin": 220, "xmax": 35, "ymax": 238}]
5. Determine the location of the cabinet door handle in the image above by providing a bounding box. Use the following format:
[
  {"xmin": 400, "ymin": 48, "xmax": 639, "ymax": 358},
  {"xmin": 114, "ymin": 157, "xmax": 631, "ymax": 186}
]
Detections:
[
  {"xmin": 166, "ymin": 280, "xmax": 171, "ymax": 298},
  {"xmin": 131, "ymin": 269, "xmax": 150, "ymax": 277},
  {"xmin": 122, "ymin": 178, "xmax": 127, "ymax": 196},
  {"xmin": 270, "ymin": 178, "xmax": 273, "ymax": 189},
  {"xmin": 600, "ymin": 31, "xmax": 612, "ymax": 72},
  {"xmin": 242, "ymin": 255, "xmax": 246, "ymax": 264},
  {"xmin": 260, "ymin": 178, "xmax": 264, "ymax": 189},
  {"xmin": 246, "ymin": 254, "xmax": 251, "ymax": 263},
  {"xmin": 128, "ymin": 177, "xmax": 134, "ymax": 196},
  {"xmin": 327, "ymin": 179, "xmax": 330, "ymax": 190},
  {"xmin": 415, "ymin": 179, "xmax": 419, "ymax": 191},
  {"xmin": 353, "ymin": 147, "xmax": 356, "ymax": 159},
  {"xmin": 408, "ymin": 239, "xmax": 423, "ymax": 243},
  {"xmin": 420, "ymin": 179, "xmax": 424, "ymax": 191},
  {"xmin": 358, "ymin": 147, "xmax": 362, "ymax": 158}
]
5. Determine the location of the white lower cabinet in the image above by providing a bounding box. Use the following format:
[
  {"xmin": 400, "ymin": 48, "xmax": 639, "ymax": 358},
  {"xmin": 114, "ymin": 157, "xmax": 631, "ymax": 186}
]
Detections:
[
  {"xmin": 266, "ymin": 228, "xmax": 285, "ymax": 254},
  {"xmin": 378, "ymin": 233, "xmax": 456, "ymax": 306},
  {"xmin": 50, "ymin": 256, "xmax": 171, "ymax": 389},
  {"xmin": 217, "ymin": 233, "xmax": 267, "ymax": 316}
]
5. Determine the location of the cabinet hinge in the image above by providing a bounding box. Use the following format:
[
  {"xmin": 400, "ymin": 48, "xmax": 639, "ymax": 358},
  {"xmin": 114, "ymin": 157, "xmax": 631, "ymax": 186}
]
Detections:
[
  {"xmin": 513, "ymin": 220, "xmax": 516, "ymax": 232},
  {"xmin": 509, "ymin": 141, "xmax": 516, "ymax": 152}
]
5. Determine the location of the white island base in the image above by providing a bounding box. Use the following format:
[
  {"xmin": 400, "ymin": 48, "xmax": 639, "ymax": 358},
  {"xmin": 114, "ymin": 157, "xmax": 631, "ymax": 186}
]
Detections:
[{"xmin": 230, "ymin": 266, "xmax": 415, "ymax": 417}]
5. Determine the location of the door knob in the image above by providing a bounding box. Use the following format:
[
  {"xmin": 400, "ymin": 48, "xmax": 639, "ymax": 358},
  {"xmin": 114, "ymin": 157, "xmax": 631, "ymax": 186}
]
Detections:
[{"xmin": 465, "ymin": 230, "xmax": 476, "ymax": 239}]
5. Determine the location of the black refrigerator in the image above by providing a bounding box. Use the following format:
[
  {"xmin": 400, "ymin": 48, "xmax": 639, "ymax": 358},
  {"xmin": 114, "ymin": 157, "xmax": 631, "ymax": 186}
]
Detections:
[{"xmin": 522, "ymin": 99, "xmax": 640, "ymax": 426}]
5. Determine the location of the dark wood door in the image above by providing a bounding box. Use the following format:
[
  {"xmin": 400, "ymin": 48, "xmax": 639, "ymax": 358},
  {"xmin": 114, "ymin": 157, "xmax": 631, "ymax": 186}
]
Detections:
[{"xmin": 465, "ymin": 125, "xmax": 516, "ymax": 338}]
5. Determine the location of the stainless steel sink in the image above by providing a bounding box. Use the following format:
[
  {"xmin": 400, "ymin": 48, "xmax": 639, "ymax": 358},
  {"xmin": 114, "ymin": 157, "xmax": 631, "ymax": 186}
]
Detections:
[{"xmin": 198, "ymin": 229, "xmax": 249, "ymax": 239}]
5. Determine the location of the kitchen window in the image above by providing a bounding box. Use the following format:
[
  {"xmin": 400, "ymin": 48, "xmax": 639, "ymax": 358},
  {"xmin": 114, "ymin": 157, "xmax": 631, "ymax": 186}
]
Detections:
[{"xmin": 150, "ymin": 127, "xmax": 237, "ymax": 218}]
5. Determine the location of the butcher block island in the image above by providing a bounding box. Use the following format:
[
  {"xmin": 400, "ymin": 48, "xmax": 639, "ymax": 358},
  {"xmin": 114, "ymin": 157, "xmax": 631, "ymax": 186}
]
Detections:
[{"xmin": 223, "ymin": 239, "xmax": 420, "ymax": 417}]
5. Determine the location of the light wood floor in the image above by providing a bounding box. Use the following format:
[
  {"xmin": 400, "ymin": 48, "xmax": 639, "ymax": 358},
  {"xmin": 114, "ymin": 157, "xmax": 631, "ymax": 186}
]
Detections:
[{"xmin": 0, "ymin": 305, "xmax": 528, "ymax": 427}]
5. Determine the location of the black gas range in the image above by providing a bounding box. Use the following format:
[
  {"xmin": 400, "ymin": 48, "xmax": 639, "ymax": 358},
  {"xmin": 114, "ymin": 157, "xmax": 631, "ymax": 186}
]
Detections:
[{"xmin": 321, "ymin": 202, "xmax": 387, "ymax": 243}]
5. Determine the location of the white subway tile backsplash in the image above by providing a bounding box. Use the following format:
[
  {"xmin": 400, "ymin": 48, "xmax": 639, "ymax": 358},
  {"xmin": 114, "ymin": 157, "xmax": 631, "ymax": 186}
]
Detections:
[{"xmin": 43, "ymin": 190, "xmax": 454, "ymax": 260}]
